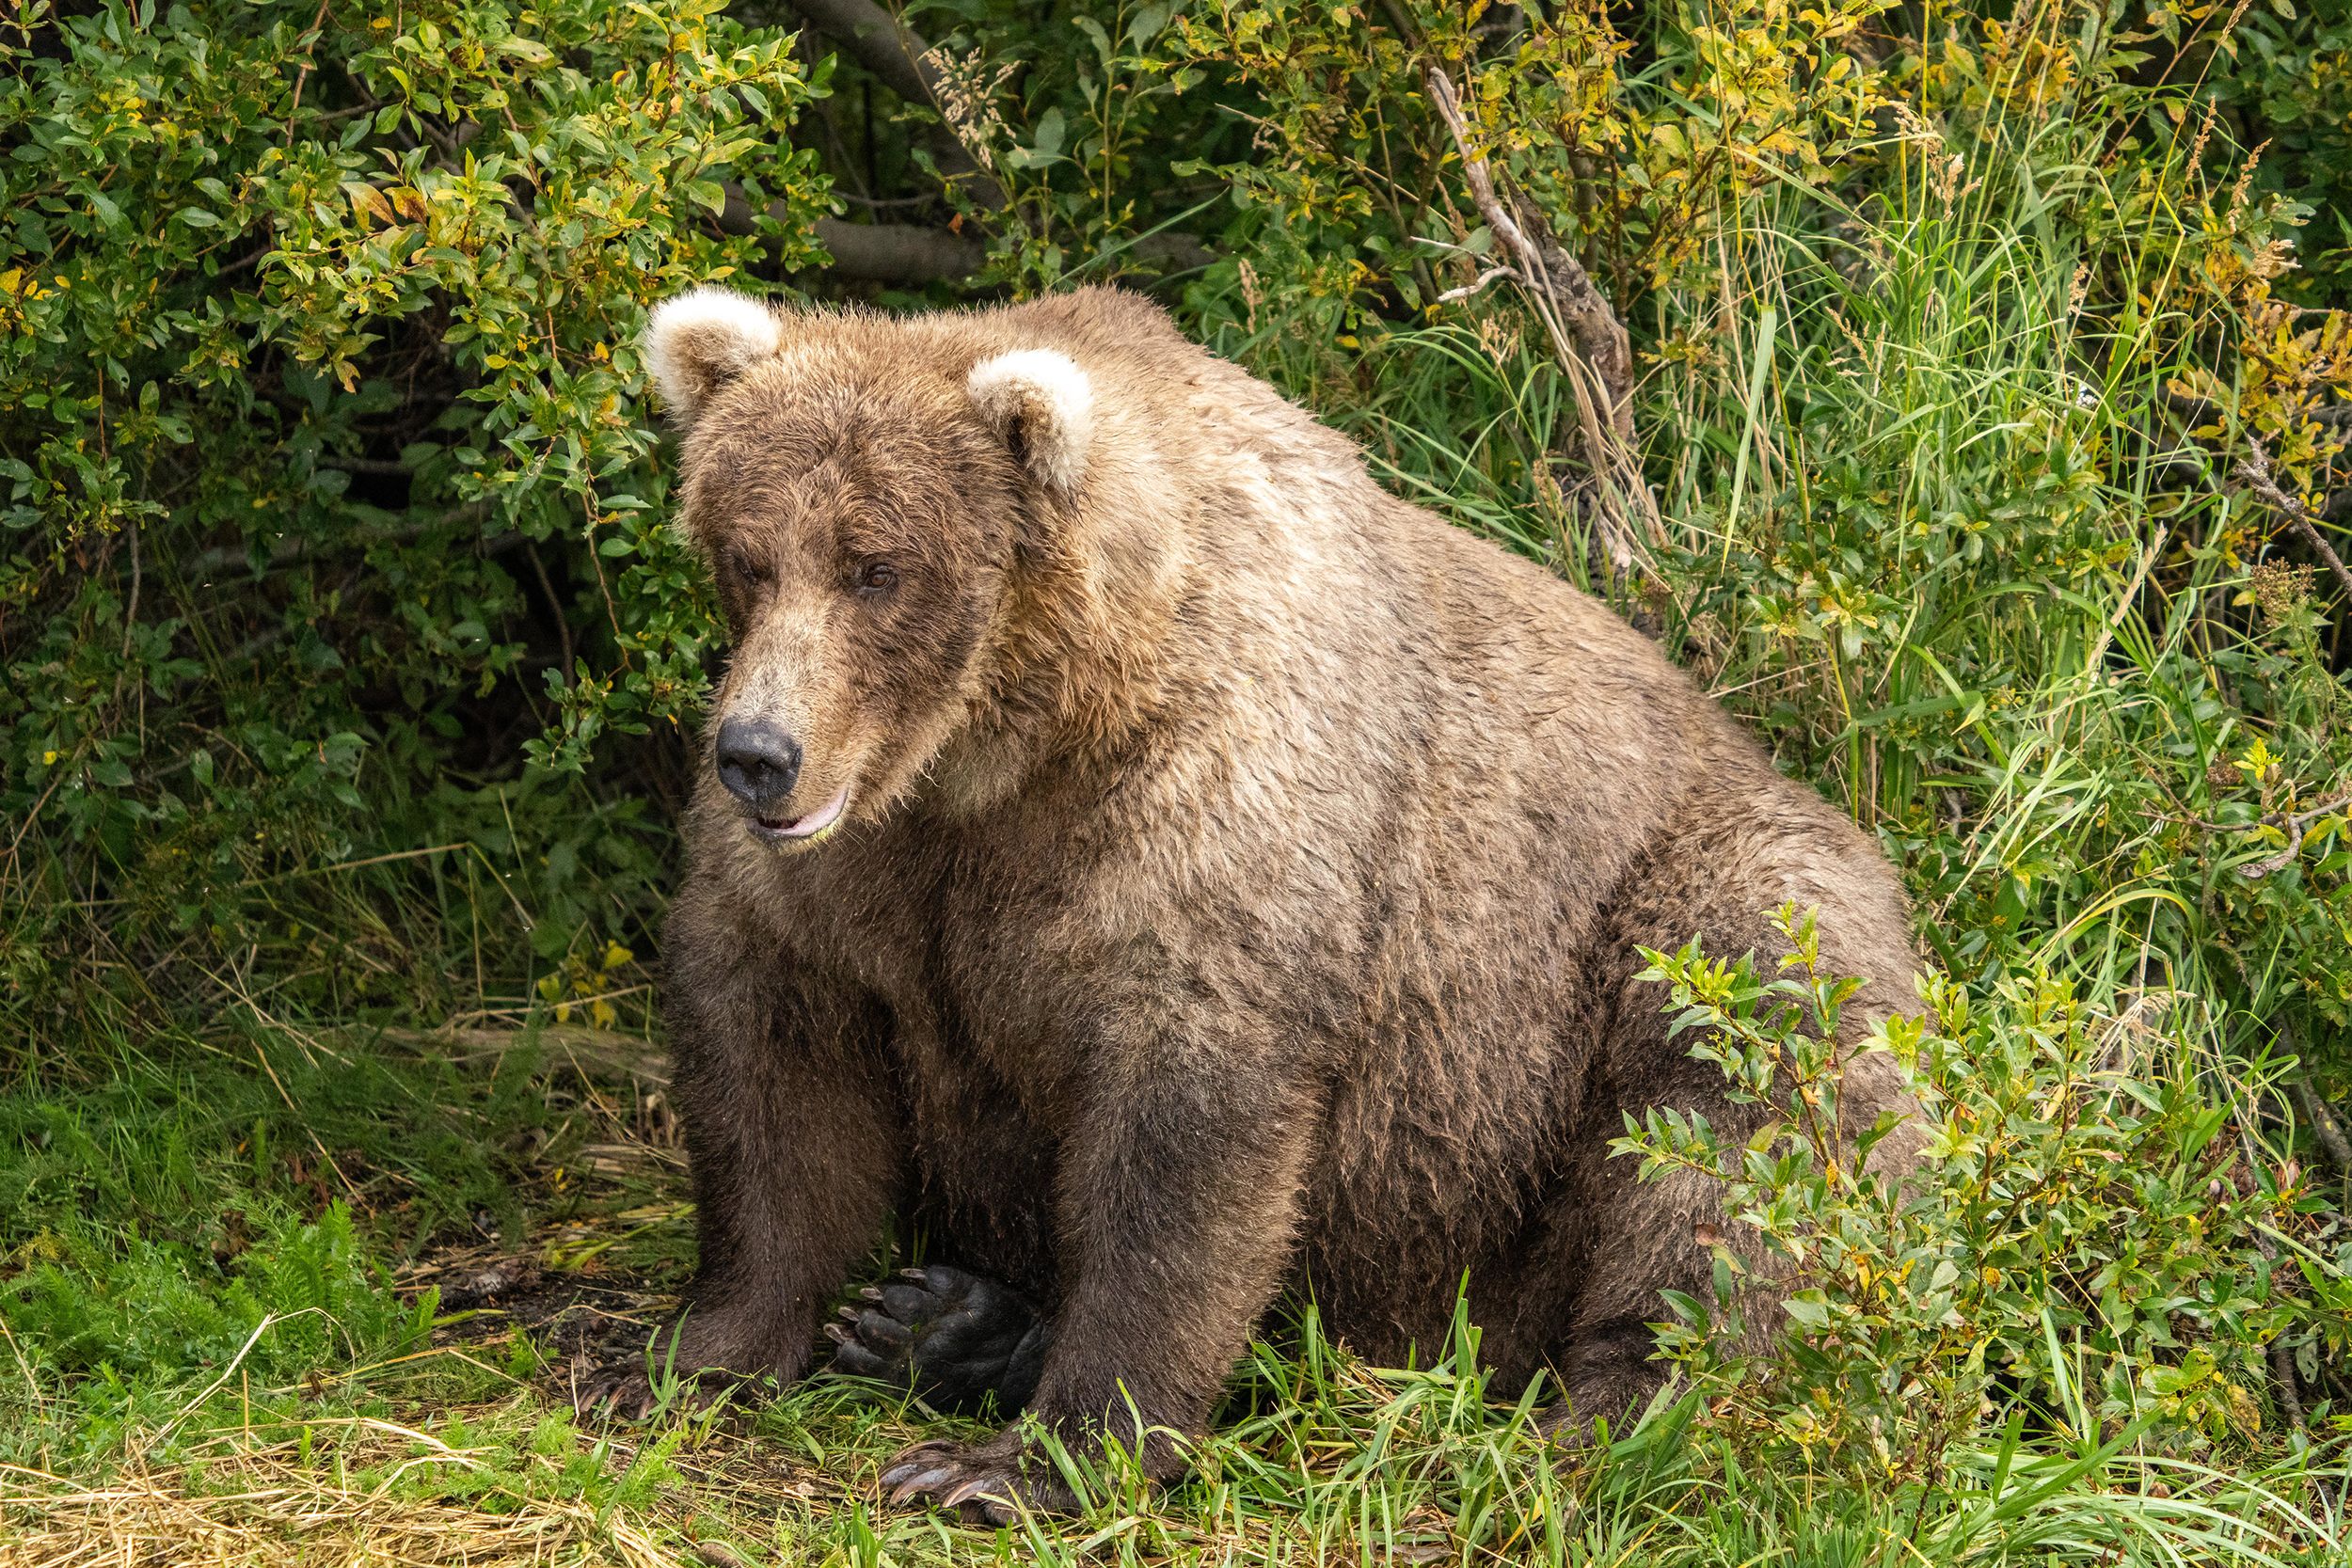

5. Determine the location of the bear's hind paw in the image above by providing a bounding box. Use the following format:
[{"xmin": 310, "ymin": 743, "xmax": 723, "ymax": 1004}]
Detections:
[{"xmin": 826, "ymin": 1263, "xmax": 1045, "ymax": 1412}]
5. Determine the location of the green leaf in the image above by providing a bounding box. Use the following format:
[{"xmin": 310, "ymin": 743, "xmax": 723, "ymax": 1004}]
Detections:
[
  {"xmin": 1071, "ymin": 14, "xmax": 1113, "ymax": 69},
  {"xmin": 1782, "ymin": 1292, "xmax": 1831, "ymax": 1329},
  {"xmin": 1032, "ymin": 106, "xmax": 1066, "ymax": 162},
  {"xmin": 1127, "ymin": 1, "xmax": 1178, "ymax": 46}
]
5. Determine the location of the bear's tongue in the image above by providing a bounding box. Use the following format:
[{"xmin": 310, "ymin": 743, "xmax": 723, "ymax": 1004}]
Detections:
[{"xmin": 761, "ymin": 783, "xmax": 850, "ymax": 839}]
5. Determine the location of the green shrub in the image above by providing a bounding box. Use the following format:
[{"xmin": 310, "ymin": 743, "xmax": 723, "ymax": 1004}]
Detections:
[
  {"xmin": 0, "ymin": 0, "xmax": 831, "ymax": 1050},
  {"xmin": 1623, "ymin": 905, "xmax": 2345, "ymax": 1477}
]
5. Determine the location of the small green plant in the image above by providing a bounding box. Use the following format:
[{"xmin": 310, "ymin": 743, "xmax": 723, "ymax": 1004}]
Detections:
[{"xmin": 1620, "ymin": 905, "xmax": 2338, "ymax": 1482}]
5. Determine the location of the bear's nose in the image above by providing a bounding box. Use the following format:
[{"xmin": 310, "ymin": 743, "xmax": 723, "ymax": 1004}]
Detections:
[{"xmin": 715, "ymin": 718, "xmax": 803, "ymax": 810}]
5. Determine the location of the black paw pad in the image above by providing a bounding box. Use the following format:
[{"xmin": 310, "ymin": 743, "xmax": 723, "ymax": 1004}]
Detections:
[{"xmin": 826, "ymin": 1263, "xmax": 1046, "ymax": 1412}]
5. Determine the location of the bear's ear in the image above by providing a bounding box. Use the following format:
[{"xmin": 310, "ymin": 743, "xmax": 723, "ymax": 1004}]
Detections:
[
  {"xmin": 642, "ymin": 287, "xmax": 784, "ymax": 428},
  {"xmin": 967, "ymin": 349, "xmax": 1093, "ymax": 496}
]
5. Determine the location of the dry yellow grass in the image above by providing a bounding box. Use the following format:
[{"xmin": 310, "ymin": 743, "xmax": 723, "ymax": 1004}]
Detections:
[{"xmin": 0, "ymin": 1407, "xmax": 835, "ymax": 1568}]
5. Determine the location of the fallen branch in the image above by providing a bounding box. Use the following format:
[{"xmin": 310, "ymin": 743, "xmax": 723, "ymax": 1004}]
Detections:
[
  {"xmin": 813, "ymin": 214, "xmax": 985, "ymax": 286},
  {"xmin": 1437, "ymin": 263, "xmax": 1517, "ymax": 304},
  {"xmin": 719, "ymin": 190, "xmax": 1207, "ymax": 287},
  {"xmin": 2270, "ymin": 1336, "xmax": 2306, "ymax": 1436},
  {"xmin": 2157, "ymin": 390, "xmax": 2352, "ymax": 596},
  {"xmin": 715, "ymin": 183, "xmax": 978, "ymax": 282},
  {"xmin": 784, "ymin": 0, "xmax": 938, "ymax": 114},
  {"xmin": 1422, "ymin": 69, "xmax": 1635, "ymax": 442},
  {"xmin": 180, "ymin": 503, "xmax": 496, "ymax": 581},
  {"xmin": 2234, "ymin": 439, "xmax": 2352, "ymax": 609},
  {"xmin": 2240, "ymin": 788, "xmax": 2352, "ymax": 880},
  {"xmin": 2280, "ymin": 1017, "xmax": 2351, "ymax": 1215},
  {"xmin": 1422, "ymin": 67, "xmax": 1658, "ymax": 577},
  {"xmin": 2160, "ymin": 786, "xmax": 2350, "ymax": 880},
  {"xmin": 2287, "ymin": 1069, "xmax": 2352, "ymax": 1181},
  {"xmin": 759, "ymin": 4, "xmax": 1214, "ymax": 284}
]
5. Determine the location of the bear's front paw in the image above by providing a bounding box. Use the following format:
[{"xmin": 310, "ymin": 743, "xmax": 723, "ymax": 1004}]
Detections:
[
  {"xmin": 569, "ymin": 1318, "xmax": 786, "ymax": 1420},
  {"xmin": 570, "ymin": 1357, "xmax": 749, "ymax": 1421},
  {"xmin": 876, "ymin": 1433, "xmax": 1077, "ymax": 1524},
  {"xmin": 826, "ymin": 1263, "xmax": 1045, "ymax": 1411}
]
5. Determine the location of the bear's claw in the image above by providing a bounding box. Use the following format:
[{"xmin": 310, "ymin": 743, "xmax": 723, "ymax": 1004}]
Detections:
[
  {"xmin": 571, "ymin": 1361, "xmax": 735, "ymax": 1421},
  {"xmin": 826, "ymin": 1263, "xmax": 1047, "ymax": 1412},
  {"xmin": 876, "ymin": 1435, "xmax": 1058, "ymax": 1523}
]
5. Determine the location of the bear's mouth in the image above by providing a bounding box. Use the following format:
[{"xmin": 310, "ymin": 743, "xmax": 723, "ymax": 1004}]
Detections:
[{"xmin": 750, "ymin": 783, "xmax": 851, "ymax": 844}]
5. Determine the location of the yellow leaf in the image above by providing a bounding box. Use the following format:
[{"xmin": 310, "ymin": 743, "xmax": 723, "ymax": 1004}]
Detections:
[{"xmin": 342, "ymin": 182, "xmax": 394, "ymax": 228}]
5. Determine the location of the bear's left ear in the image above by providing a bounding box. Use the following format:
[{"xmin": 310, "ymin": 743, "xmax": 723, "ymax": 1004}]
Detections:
[
  {"xmin": 967, "ymin": 349, "xmax": 1093, "ymax": 496},
  {"xmin": 642, "ymin": 286, "xmax": 784, "ymax": 429}
]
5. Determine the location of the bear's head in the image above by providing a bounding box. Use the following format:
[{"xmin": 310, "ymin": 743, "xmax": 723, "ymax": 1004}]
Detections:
[{"xmin": 643, "ymin": 286, "xmax": 1103, "ymax": 848}]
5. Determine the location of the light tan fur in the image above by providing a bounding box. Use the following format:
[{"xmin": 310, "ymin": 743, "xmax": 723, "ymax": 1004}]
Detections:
[{"xmin": 599, "ymin": 286, "xmax": 1924, "ymax": 1517}]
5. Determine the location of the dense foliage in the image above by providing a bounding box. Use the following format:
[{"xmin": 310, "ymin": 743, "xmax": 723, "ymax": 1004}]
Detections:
[{"xmin": 4, "ymin": 0, "xmax": 2351, "ymax": 1560}]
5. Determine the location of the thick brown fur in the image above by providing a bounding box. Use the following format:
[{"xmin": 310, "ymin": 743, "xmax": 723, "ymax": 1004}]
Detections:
[{"xmin": 588, "ymin": 286, "xmax": 1924, "ymax": 1517}]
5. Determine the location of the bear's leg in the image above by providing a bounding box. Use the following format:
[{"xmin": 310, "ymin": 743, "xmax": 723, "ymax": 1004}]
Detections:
[
  {"xmin": 576, "ymin": 923, "xmax": 901, "ymax": 1418},
  {"xmin": 1544, "ymin": 1179, "xmax": 1716, "ymax": 1435},
  {"xmin": 1544, "ymin": 1026, "xmax": 1924, "ymax": 1441},
  {"xmin": 826, "ymin": 1263, "xmax": 1050, "ymax": 1412},
  {"xmin": 877, "ymin": 1013, "xmax": 1322, "ymax": 1523},
  {"xmin": 1540, "ymin": 837, "xmax": 1922, "ymax": 1440},
  {"xmin": 1537, "ymin": 1051, "xmax": 1775, "ymax": 1440}
]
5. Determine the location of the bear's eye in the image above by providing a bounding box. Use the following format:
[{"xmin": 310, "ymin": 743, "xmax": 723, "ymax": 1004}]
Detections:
[
  {"xmin": 723, "ymin": 544, "xmax": 768, "ymax": 585},
  {"xmin": 854, "ymin": 560, "xmax": 899, "ymax": 595}
]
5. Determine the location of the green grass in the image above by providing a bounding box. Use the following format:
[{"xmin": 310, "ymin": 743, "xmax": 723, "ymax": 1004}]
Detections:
[{"xmin": 0, "ymin": 1022, "xmax": 2343, "ymax": 1564}]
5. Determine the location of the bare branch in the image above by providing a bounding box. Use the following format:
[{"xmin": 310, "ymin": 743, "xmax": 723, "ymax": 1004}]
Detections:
[
  {"xmin": 2238, "ymin": 788, "xmax": 2352, "ymax": 880},
  {"xmin": 781, "ymin": 0, "xmax": 1003, "ymax": 209},
  {"xmin": 766, "ymin": 5, "xmax": 1215, "ymax": 284},
  {"xmin": 2163, "ymin": 785, "xmax": 2352, "ymax": 879},
  {"xmin": 1423, "ymin": 68, "xmax": 1635, "ymax": 440},
  {"xmin": 181, "ymin": 504, "xmax": 497, "ymax": 581},
  {"xmin": 812, "ymin": 215, "xmax": 985, "ymax": 286},
  {"xmin": 2234, "ymin": 440, "xmax": 2352, "ymax": 610},
  {"xmin": 714, "ymin": 183, "xmax": 978, "ymax": 282},
  {"xmin": 2159, "ymin": 390, "xmax": 2352, "ymax": 580},
  {"xmin": 718, "ymin": 188, "xmax": 1206, "ymax": 287},
  {"xmin": 1422, "ymin": 67, "xmax": 1657, "ymax": 577},
  {"xmin": 1437, "ymin": 263, "xmax": 1518, "ymax": 304},
  {"xmin": 783, "ymin": 0, "xmax": 940, "ymax": 113},
  {"xmin": 2288, "ymin": 1071, "xmax": 2352, "ymax": 1180}
]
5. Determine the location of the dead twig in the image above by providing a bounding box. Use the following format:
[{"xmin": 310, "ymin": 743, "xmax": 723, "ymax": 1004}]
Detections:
[
  {"xmin": 2269, "ymin": 1330, "xmax": 2307, "ymax": 1437},
  {"xmin": 1422, "ymin": 67, "xmax": 1660, "ymax": 578},
  {"xmin": 2157, "ymin": 786, "xmax": 2350, "ymax": 880},
  {"xmin": 281, "ymin": 0, "xmax": 335, "ymax": 147},
  {"xmin": 2240, "ymin": 788, "xmax": 2352, "ymax": 880},
  {"xmin": 1437, "ymin": 263, "xmax": 1518, "ymax": 304},
  {"xmin": 2234, "ymin": 439, "xmax": 2352, "ymax": 609},
  {"xmin": 2286, "ymin": 1069, "xmax": 2352, "ymax": 1183}
]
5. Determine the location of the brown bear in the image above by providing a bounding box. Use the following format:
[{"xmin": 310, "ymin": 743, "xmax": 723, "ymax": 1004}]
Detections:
[{"xmin": 585, "ymin": 284, "xmax": 1922, "ymax": 1520}]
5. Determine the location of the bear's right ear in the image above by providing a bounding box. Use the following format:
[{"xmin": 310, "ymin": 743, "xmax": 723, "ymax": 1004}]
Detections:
[{"xmin": 641, "ymin": 287, "xmax": 784, "ymax": 428}]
